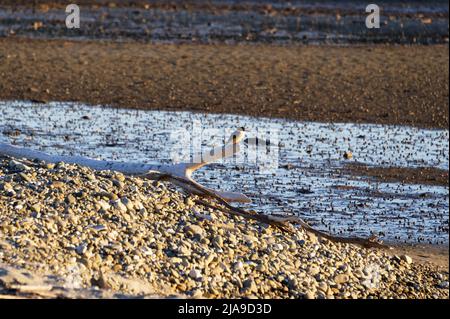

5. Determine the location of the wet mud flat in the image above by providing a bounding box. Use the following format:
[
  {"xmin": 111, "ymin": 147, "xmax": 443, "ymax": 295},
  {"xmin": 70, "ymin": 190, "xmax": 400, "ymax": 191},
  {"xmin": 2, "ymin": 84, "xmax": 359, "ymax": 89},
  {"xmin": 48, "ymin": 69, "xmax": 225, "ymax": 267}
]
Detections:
[
  {"xmin": 1, "ymin": 101, "xmax": 448, "ymax": 246},
  {"xmin": 0, "ymin": 0, "xmax": 448, "ymax": 44},
  {"xmin": 342, "ymin": 164, "xmax": 449, "ymax": 187},
  {"xmin": 0, "ymin": 38, "xmax": 448, "ymax": 129}
]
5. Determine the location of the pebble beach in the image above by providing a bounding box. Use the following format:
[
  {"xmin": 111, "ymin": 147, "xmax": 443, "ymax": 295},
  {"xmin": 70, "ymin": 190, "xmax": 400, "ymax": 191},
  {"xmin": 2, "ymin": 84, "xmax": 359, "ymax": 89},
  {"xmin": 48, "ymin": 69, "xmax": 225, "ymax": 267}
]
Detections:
[
  {"xmin": 0, "ymin": 0, "xmax": 448, "ymax": 301},
  {"xmin": 0, "ymin": 157, "xmax": 448, "ymax": 299}
]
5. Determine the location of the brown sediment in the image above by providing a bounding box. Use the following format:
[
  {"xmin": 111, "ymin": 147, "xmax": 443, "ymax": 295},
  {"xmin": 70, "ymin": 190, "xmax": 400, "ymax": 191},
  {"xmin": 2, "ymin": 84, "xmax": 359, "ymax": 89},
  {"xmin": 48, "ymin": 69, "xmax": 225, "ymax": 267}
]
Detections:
[
  {"xmin": 388, "ymin": 244, "xmax": 449, "ymax": 271},
  {"xmin": 341, "ymin": 163, "xmax": 449, "ymax": 186},
  {"xmin": 0, "ymin": 37, "xmax": 448, "ymax": 129}
]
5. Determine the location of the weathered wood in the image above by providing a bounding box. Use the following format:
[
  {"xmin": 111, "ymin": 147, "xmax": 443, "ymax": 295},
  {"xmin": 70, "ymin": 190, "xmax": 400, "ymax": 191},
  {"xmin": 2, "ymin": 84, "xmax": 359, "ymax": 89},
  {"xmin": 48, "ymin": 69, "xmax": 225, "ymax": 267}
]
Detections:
[
  {"xmin": 0, "ymin": 128, "xmax": 250, "ymax": 203},
  {"xmin": 1, "ymin": 128, "xmax": 387, "ymax": 249}
]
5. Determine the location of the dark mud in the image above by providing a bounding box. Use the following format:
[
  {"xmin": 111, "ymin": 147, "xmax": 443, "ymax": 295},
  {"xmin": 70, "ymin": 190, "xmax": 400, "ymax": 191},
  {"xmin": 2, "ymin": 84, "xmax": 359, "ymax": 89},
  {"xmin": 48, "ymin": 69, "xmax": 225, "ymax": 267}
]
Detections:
[{"xmin": 342, "ymin": 164, "xmax": 449, "ymax": 187}]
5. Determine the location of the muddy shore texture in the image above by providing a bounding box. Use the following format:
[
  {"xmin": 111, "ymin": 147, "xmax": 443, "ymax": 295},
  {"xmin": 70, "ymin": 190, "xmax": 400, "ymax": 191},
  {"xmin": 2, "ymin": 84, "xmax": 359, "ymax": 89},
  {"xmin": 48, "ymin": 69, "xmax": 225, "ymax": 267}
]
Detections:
[
  {"xmin": 0, "ymin": 38, "xmax": 448, "ymax": 130},
  {"xmin": 342, "ymin": 164, "xmax": 449, "ymax": 187}
]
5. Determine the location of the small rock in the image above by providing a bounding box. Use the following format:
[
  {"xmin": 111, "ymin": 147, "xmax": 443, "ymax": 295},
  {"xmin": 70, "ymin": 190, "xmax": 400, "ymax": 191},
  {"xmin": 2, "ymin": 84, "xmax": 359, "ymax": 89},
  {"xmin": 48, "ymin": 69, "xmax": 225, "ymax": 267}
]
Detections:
[
  {"xmin": 159, "ymin": 196, "xmax": 171, "ymax": 204},
  {"xmin": 19, "ymin": 172, "xmax": 32, "ymax": 182},
  {"xmin": 400, "ymin": 255, "xmax": 413, "ymax": 264},
  {"xmin": 233, "ymin": 261, "xmax": 244, "ymax": 271},
  {"xmin": 91, "ymin": 225, "xmax": 107, "ymax": 232},
  {"xmin": 30, "ymin": 203, "xmax": 41, "ymax": 214},
  {"xmin": 178, "ymin": 246, "xmax": 191, "ymax": 256},
  {"xmin": 273, "ymin": 243, "xmax": 284, "ymax": 251},
  {"xmin": 184, "ymin": 224, "xmax": 204, "ymax": 237},
  {"xmin": 308, "ymin": 266, "xmax": 320, "ymax": 276},
  {"xmin": 113, "ymin": 173, "xmax": 126, "ymax": 182},
  {"xmin": 184, "ymin": 197, "xmax": 194, "ymax": 206},
  {"xmin": 189, "ymin": 268, "xmax": 202, "ymax": 280},
  {"xmin": 50, "ymin": 181, "xmax": 65, "ymax": 189},
  {"xmin": 9, "ymin": 160, "xmax": 30, "ymax": 171},
  {"xmin": 121, "ymin": 197, "xmax": 134, "ymax": 210},
  {"xmin": 171, "ymin": 257, "xmax": 183, "ymax": 264},
  {"xmin": 112, "ymin": 199, "xmax": 127, "ymax": 212},
  {"xmin": 212, "ymin": 235, "xmax": 224, "ymax": 248},
  {"xmin": 76, "ymin": 243, "xmax": 87, "ymax": 255},
  {"xmin": 65, "ymin": 194, "xmax": 77, "ymax": 205},
  {"xmin": 307, "ymin": 233, "xmax": 318, "ymax": 244},
  {"xmin": 112, "ymin": 179, "xmax": 124, "ymax": 188},
  {"xmin": 1, "ymin": 182, "xmax": 13, "ymax": 192},
  {"xmin": 44, "ymin": 163, "xmax": 55, "ymax": 169},
  {"xmin": 437, "ymin": 281, "xmax": 449, "ymax": 289},
  {"xmin": 334, "ymin": 274, "xmax": 349, "ymax": 284},
  {"xmin": 305, "ymin": 291, "xmax": 315, "ymax": 299},
  {"xmin": 113, "ymin": 264, "xmax": 122, "ymax": 272},
  {"xmin": 97, "ymin": 200, "xmax": 111, "ymax": 211},
  {"xmin": 242, "ymin": 279, "xmax": 257, "ymax": 293},
  {"xmin": 85, "ymin": 174, "xmax": 96, "ymax": 181}
]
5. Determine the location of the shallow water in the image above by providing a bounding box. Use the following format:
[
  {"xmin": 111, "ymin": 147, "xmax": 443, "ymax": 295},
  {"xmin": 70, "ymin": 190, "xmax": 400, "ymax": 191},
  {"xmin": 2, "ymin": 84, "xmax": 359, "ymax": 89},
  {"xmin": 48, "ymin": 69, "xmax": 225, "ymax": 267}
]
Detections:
[
  {"xmin": 1, "ymin": 100, "xmax": 448, "ymax": 244},
  {"xmin": 0, "ymin": 1, "xmax": 448, "ymax": 44}
]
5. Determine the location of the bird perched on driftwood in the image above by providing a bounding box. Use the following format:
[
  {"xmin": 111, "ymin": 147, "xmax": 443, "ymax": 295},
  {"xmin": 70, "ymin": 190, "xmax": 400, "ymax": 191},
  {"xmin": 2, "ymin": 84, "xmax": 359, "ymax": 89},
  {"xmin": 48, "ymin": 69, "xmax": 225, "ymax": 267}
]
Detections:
[{"xmin": 0, "ymin": 127, "xmax": 387, "ymax": 248}]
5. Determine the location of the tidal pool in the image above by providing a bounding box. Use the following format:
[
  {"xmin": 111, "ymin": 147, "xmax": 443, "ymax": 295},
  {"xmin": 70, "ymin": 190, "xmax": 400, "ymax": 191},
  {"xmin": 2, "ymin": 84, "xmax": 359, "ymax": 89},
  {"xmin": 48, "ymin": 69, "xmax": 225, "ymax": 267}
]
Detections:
[{"xmin": 1, "ymin": 100, "xmax": 448, "ymax": 244}]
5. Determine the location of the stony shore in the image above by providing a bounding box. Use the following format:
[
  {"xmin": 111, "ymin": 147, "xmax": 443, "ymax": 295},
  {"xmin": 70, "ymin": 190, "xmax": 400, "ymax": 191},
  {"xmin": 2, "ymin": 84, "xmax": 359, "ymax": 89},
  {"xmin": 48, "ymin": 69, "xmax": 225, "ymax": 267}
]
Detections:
[{"xmin": 0, "ymin": 156, "xmax": 448, "ymax": 299}]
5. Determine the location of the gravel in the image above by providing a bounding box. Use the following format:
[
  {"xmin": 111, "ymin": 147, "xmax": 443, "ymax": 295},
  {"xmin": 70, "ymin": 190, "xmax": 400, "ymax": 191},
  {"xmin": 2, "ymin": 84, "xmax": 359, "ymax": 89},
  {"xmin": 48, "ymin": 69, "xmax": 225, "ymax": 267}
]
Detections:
[{"xmin": 0, "ymin": 156, "xmax": 448, "ymax": 299}]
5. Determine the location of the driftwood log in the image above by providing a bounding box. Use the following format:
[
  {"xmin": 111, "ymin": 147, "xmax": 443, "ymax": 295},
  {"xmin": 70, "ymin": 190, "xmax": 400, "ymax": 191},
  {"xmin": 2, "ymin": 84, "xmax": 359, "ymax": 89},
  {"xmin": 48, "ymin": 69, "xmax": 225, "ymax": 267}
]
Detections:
[{"xmin": 0, "ymin": 129, "xmax": 388, "ymax": 249}]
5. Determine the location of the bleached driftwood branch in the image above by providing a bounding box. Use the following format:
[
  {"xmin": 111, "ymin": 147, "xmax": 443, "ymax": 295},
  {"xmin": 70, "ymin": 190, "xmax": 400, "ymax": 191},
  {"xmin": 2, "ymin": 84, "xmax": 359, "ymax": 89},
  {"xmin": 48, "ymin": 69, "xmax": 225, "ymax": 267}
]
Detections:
[
  {"xmin": 0, "ymin": 128, "xmax": 388, "ymax": 249},
  {"xmin": 0, "ymin": 128, "xmax": 250, "ymax": 203},
  {"xmin": 154, "ymin": 172, "xmax": 389, "ymax": 249}
]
